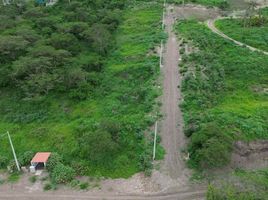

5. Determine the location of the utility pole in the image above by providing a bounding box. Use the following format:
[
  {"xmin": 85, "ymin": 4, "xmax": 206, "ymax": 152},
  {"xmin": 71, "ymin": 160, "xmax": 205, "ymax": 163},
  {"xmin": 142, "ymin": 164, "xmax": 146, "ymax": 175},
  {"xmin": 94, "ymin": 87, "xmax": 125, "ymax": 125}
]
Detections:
[
  {"xmin": 153, "ymin": 121, "xmax": 158, "ymax": 160},
  {"xmin": 7, "ymin": 131, "xmax": 20, "ymax": 171}
]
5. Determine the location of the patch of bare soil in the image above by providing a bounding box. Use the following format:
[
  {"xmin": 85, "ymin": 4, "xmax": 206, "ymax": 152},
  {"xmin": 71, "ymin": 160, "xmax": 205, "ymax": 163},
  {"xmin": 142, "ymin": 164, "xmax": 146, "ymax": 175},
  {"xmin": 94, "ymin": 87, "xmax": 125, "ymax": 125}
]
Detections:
[
  {"xmin": 231, "ymin": 140, "xmax": 268, "ymax": 170},
  {"xmin": 171, "ymin": 4, "xmax": 221, "ymax": 21}
]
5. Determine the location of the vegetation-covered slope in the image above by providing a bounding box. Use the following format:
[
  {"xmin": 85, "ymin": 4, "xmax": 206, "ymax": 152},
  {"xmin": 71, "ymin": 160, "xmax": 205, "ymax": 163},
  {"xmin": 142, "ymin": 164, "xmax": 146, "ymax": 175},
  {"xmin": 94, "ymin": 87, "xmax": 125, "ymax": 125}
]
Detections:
[
  {"xmin": 0, "ymin": 0, "xmax": 163, "ymax": 178},
  {"xmin": 176, "ymin": 20, "xmax": 268, "ymax": 169},
  {"xmin": 216, "ymin": 8, "xmax": 268, "ymax": 52},
  {"xmin": 167, "ymin": 0, "xmax": 229, "ymax": 9}
]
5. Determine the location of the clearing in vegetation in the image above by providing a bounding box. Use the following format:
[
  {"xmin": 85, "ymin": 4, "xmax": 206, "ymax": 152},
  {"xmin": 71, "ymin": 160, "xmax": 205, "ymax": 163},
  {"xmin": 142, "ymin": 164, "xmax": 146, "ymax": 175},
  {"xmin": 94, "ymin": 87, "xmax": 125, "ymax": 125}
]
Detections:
[{"xmin": 0, "ymin": 0, "xmax": 164, "ymax": 178}]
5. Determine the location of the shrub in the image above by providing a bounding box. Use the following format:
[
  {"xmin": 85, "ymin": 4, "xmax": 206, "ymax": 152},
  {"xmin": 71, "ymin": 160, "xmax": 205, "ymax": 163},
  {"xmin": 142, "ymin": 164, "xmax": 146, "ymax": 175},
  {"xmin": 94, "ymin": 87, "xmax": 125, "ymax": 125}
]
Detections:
[
  {"xmin": 70, "ymin": 161, "xmax": 89, "ymax": 176},
  {"xmin": 51, "ymin": 163, "xmax": 75, "ymax": 184},
  {"xmin": 43, "ymin": 183, "xmax": 52, "ymax": 191},
  {"xmin": 0, "ymin": 156, "xmax": 8, "ymax": 169},
  {"xmin": 19, "ymin": 151, "xmax": 34, "ymax": 166},
  {"xmin": 8, "ymin": 160, "xmax": 19, "ymax": 172},
  {"xmin": 189, "ymin": 123, "xmax": 232, "ymax": 169},
  {"xmin": 69, "ymin": 179, "xmax": 80, "ymax": 188},
  {"xmin": 139, "ymin": 150, "xmax": 153, "ymax": 176},
  {"xmin": 46, "ymin": 153, "xmax": 63, "ymax": 172},
  {"xmin": 29, "ymin": 176, "xmax": 37, "ymax": 183},
  {"xmin": 8, "ymin": 172, "xmax": 20, "ymax": 183},
  {"xmin": 79, "ymin": 182, "xmax": 89, "ymax": 190}
]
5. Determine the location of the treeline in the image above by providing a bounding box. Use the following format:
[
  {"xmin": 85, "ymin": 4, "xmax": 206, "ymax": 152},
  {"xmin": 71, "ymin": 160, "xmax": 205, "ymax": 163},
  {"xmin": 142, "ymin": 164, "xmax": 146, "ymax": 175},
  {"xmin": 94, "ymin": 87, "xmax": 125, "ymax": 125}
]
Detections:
[{"xmin": 0, "ymin": 0, "xmax": 126, "ymax": 98}]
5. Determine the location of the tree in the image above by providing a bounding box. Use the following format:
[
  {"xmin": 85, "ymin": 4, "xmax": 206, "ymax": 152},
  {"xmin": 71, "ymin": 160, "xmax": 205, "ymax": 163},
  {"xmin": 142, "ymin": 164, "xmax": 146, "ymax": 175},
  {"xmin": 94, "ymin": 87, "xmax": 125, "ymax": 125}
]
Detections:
[
  {"xmin": 82, "ymin": 24, "xmax": 112, "ymax": 55},
  {"xmin": 0, "ymin": 35, "xmax": 29, "ymax": 63}
]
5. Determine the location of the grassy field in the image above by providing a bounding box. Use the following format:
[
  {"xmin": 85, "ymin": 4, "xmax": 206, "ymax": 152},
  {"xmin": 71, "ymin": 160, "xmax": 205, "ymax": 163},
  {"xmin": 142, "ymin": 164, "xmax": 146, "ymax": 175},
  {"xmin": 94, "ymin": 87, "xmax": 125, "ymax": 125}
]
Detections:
[
  {"xmin": 216, "ymin": 8, "xmax": 268, "ymax": 52},
  {"xmin": 167, "ymin": 0, "xmax": 229, "ymax": 8},
  {"xmin": 0, "ymin": 1, "xmax": 164, "ymax": 178},
  {"xmin": 176, "ymin": 20, "xmax": 268, "ymax": 169}
]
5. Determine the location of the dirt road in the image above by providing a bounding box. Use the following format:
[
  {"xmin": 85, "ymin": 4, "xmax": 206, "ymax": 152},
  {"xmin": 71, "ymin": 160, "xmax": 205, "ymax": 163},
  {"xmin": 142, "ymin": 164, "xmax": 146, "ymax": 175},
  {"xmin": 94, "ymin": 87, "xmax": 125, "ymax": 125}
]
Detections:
[
  {"xmin": 207, "ymin": 18, "xmax": 268, "ymax": 55},
  {"xmin": 159, "ymin": 5, "xmax": 189, "ymax": 182}
]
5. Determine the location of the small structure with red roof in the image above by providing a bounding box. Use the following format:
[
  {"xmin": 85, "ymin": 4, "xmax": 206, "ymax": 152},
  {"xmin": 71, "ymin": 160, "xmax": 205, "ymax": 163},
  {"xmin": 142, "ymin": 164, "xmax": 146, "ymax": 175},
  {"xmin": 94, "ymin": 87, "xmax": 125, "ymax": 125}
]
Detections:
[{"xmin": 30, "ymin": 152, "xmax": 51, "ymax": 172}]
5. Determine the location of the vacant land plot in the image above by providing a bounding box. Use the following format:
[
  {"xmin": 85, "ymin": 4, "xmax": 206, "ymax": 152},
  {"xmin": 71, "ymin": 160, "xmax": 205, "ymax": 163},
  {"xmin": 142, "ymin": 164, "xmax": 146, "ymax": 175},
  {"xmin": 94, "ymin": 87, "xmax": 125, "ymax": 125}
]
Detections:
[{"xmin": 176, "ymin": 20, "xmax": 268, "ymax": 170}]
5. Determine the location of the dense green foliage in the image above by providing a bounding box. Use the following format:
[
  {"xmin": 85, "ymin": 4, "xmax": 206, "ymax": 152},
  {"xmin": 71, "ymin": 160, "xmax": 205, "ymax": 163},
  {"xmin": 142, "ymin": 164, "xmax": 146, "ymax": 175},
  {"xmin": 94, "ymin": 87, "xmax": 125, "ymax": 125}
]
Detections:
[
  {"xmin": 0, "ymin": 0, "xmax": 163, "ymax": 178},
  {"xmin": 0, "ymin": 0, "xmax": 125, "ymax": 98},
  {"xmin": 167, "ymin": 0, "xmax": 229, "ymax": 8},
  {"xmin": 207, "ymin": 169, "xmax": 268, "ymax": 199},
  {"xmin": 51, "ymin": 163, "xmax": 75, "ymax": 184},
  {"xmin": 216, "ymin": 8, "xmax": 268, "ymax": 52},
  {"xmin": 176, "ymin": 20, "xmax": 268, "ymax": 169}
]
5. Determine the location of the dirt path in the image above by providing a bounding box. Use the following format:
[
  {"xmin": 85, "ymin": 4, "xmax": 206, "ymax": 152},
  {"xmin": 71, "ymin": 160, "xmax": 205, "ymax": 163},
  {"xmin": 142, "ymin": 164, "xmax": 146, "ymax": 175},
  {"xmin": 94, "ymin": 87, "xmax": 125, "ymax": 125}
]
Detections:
[
  {"xmin": 159, "ymin": 5, "xmax": 189, "ymax": 183},
  {"xmin": 207, "ymin": 18, "xmax": 268, "ymax": 55}
]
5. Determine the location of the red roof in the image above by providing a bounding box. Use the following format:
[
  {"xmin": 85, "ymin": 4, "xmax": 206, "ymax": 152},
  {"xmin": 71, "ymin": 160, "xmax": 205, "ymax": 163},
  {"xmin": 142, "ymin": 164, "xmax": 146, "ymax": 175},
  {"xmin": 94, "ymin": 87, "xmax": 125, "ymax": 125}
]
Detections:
[{"xmin": 31, "ymin": 152, "xmax": 51, "ymax": 163}]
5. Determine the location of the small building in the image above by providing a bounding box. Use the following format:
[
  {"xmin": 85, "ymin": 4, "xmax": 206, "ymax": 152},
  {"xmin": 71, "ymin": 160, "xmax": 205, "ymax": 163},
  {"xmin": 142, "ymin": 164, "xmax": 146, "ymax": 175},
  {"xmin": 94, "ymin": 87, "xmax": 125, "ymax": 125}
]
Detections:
[{"xmin": 30, "ymin": 152, "xmax": 51, "ymax": 173}]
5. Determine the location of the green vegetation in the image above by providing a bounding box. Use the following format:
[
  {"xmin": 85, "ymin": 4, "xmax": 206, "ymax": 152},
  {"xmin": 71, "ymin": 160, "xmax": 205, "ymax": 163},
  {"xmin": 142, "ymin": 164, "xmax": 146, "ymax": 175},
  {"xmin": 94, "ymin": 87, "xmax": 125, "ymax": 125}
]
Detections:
[
  {"xmin": 167, "ymin": 0, "xmax": 229, "ymax": 9},
  {"xmin": 0, "ymin": 0, "xmax": 164, "ymax": 178},
  {"xmin": 207, "ymin": 169, "xmax": 268, "ymax": 199},
  {"xmin": 79, "ymin": 182, "xmax": 89, "ymax": 190},
  {"xmin": 43, "ymin": 182, "xmax": 53, "ymax": 191},
  {"xmin": 216, "ymin": 8, "xmax": 268, "ymax": 51},
  {"xmin": 176, "ymin": 20, "xmax": 268, "ymax": 169},
  {"xmin": 51, "ymin": 163, "xmax": 75, "ymax": 184},
  {"xmin": 7, "ymin": 172, "xmax": 20, "ymax": 183},
  {"xmin": 29, "ymin": 176, "xmax": 37, "ymax": 183}
]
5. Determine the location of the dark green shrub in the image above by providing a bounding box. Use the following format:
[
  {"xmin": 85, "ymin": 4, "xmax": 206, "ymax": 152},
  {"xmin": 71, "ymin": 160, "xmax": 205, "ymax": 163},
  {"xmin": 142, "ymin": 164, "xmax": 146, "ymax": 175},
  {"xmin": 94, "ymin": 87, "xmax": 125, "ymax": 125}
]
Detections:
[
  {"xmin": 70, "ymin": 161, "xmax": 89, "ymax": 176},
  {"xmin": 79, "ymin": 182, "xmax": 89, "ymax": 190},
  {"xmin": 189, "ymin": 123, "xmax": 232, "ymax": 169},
  {"xmin": 46, "ymin": 153, "xmax": 63, "ymax": 172},
  {"xmin": 29, "ymin": 176, "xmax": 37, "ymax": 183},
  {"xmin": 19, "ymin": 151, "xmax": 34, "ymax": 166},
  {"xmin": 43, "ymin": 183, "xmax": 52, "ymax": 191},
  {"xmin": 0, "ymin": 156, "xmax": 8, "ymax": 168},
  {"xmin": 139, "ymin": 150, "xmax": 153, "ymax": 176},
  {"xmin": 51, "ymin": 163, "xmax": 75, "ymax": 184}
]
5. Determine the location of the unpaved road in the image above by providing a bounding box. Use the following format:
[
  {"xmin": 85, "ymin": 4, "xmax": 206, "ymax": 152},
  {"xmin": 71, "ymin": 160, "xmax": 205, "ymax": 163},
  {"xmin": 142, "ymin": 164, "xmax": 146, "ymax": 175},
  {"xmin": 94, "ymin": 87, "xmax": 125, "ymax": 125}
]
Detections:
[
  {"xmin": 159, "ymin": 5, "xmax": 189, "ymax": 182},
  {"xmin": 207, "ymin": 18, "xmax": 268, "ymax": 55}
]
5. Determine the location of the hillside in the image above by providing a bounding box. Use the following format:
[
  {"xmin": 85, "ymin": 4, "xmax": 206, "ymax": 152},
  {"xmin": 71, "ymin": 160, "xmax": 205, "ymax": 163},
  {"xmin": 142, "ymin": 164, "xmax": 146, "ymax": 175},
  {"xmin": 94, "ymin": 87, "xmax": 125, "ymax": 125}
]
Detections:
[{"xmin": 0, "ymin": 0, "xmax": 163, "ymax": 178}]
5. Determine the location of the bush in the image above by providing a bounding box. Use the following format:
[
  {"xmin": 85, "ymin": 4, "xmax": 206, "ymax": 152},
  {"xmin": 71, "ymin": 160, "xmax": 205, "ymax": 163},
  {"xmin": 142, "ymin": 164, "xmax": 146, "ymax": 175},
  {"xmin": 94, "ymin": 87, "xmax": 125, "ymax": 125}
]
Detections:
[
  {"xmin": 46, "ymin": 153, "xmax": 63, "ymax": 172},
  {"xmin": 51, "ymin": 163, "xmax": 75, "ymax": 184},
  {"xmin": 8, "ymin": 160, "xmax": 19, "ymax": 172},
  {"xmin": 19, "ymin": 151, "xmax": 34, "ymax": 166},
  {"xmin": 69, "ymin": 179, "xmax": 80, "ymax": 188},
  {"xmin": 189, "ymin": 123, "xmax": 232, "ymax": 169},
  {"xmin": 70, "ymin": 161, "xmax": 89, "ymax": 176},
  {"xmin": 0, "ymin": 156, "xmax": 8, "ymax": 169},
  {"xmin": 43, "ymin": 183, "xmax": 52, "ymax": 191},
  {"xmin": 139, "ymin": 150, "xmax": 153, "ymax": 176},
  {"xmin": 79, "ymin": 182, "xmax": 89, "ymax": 190},
  {"xmin": 29, "ymin": 176, "xmax": 37, "ymax": 183}
]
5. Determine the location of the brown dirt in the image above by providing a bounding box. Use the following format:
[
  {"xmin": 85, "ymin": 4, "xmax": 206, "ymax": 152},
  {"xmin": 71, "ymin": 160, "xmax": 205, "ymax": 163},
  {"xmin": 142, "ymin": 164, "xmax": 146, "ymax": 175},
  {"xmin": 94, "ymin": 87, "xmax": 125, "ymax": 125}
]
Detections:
[{"xmin": 231, "ymin": 140, "xmax": 268, "ymax": 170}]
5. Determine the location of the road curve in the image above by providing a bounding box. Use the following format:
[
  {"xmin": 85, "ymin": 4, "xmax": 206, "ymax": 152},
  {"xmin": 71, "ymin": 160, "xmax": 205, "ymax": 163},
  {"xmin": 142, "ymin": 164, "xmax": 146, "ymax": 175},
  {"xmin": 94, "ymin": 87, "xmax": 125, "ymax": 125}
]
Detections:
[{"xmin": 207, "ymin": 18, "xmax": 268, "ymax": 55}]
